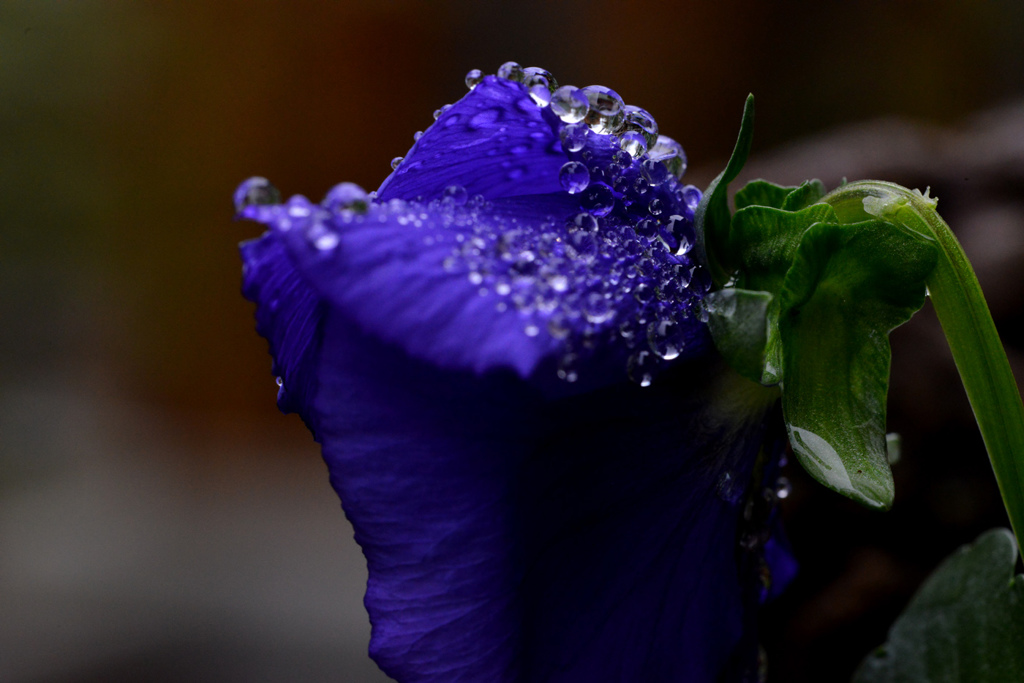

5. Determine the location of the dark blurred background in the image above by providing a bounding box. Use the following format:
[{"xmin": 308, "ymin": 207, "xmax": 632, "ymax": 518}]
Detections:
[{"xmin": 2, "ymin": 2, "xmax": 1023, "ymax": 681}]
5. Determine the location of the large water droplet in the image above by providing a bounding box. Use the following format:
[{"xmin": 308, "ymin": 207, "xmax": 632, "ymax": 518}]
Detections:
[
  {"xmin": 581, "ymin": 85, "xmax": 625, "ymax": 135},
  {"xmin": 559, "ymin": 161, "xmax": 591, "ymax": 194},
  {"xmin": 619, "ymin": 131, "xmax": 648, "ymax": 158},
  {"xmin": 647, "ymin": 318, "xmax": 685, "ymax": 360},
  {"xmin": 496, "ymin": 61, "xmax": 524, "ymax": 83},
  {"xmin": 776, "ymin": 476, "xmax": 792, "ymax": 500},
  {"xmin": 234, "ymin": 177, "xmax": 280, "ymax": 212},
  {"xmin": 322, "ymin": 182, "xmax": 368, "ymax": 213},
  {"xmin": 648, "ymin": 135, "xmax": 688, "ymax": 179},
  {"xmin": 622, "ymin": 105, "xmax": 659, "ymax": 148},
  {"xmin": 465, "ymin": 68, "xmax": 484, "ymax": 90},
  {"xmin": 550, "ymin": 86, "xmax": 588, "ymax": 124},
  {"xmin": 665, "ymin": 214, "xmax": 696, "ymax": 255},
  {"xmin": 523, "ymin": 67, "xmax": 556, "ymax": 106}
]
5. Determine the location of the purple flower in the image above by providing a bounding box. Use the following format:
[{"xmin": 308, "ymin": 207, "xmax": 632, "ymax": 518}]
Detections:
[{"xmin": 237, "ymin": 65, "xmax": 794, "ymax": 682}]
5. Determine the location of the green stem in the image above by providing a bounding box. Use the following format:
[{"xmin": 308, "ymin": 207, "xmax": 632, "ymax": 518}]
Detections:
[{"xmin": 823, "ymin": 180, "xmax": 1024, "ymax": 553}]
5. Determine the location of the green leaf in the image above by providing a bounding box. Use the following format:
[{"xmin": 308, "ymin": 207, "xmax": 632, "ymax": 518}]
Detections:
[
  {"xmin": 705, "ymin": 288, "xmax": 773, "ymax": 383},
  {"xmin": 823, "ymin": 181, "xmax": 1024, "ymax": 551},
  {"xmin": 853, "ymin": 528, "xmax": 1024, "ymax": 682},
  {"xmin": 781, "ymin": 179, "xmax": 828, "ymax": 211},
  {"xmin": 694, "ymin": 94, "xmax": 755, "ymax": 285},
  {"xmin": 735, "ymin": 180, "xmax": 794, "ymax": 211},
  {"xmin": 731, "ymin": 203, "xmax": 838, "ymax": 384},
  {"xmin": 779, "ymin": 220, "xmax": 938, "ymax": 509}
]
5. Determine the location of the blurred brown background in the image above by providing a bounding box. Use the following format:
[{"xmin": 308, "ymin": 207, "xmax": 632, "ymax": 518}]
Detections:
[{"xmin": 2, "ymin": 1, "xmax": 1023, "ymax": 681}]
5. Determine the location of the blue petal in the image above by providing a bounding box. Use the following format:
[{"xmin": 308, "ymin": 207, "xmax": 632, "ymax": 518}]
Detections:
[
  {"xmin": 308, "ymin": 310, "xmax": 780, "ymax": 682},
  {"xmin": 378, "ymin": 77, "xmax": 566, "ymax": 203},
  {"xmin": 242, "ymin": 197, "xmax": 565, "ymax": 379},
  {"xmin": 240, "ymin": 232, "xmax": 325, "ymax": 432}
]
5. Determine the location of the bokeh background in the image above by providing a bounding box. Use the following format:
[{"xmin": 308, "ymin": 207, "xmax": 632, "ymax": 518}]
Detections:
[{"xmin": 3, "ymin": 2, "xmax": 1024, "ymax": 681}]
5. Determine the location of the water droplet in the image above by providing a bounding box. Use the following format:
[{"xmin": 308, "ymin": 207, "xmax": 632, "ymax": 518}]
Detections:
[
  {"xmin": 559, "ymin": 161, "xmax": 591, "ymax": 194},
  {"xmin": 391, "ymin": 156, "xmax": 404, "ymax": 170},
  {"xmin": 665, "ymin": 214, "xmax": 696, "ymax": 254},
  {"xmin": 647, "ymin": 318, "xmax": 685, "ymax": 360},
  {"xmin": 619, "ymin": 131, "xmax": 648, "ymax": 158},
  {"xmin": 523, "ymin": 67, "xmax": 556, "ymax": 106},
  {"xmin": 776, "ymin": 476, "xmax": 792, "ymax": 500},
  {"xmin": 648, "ymin": 135, "xmax": 688, "ymax": 178},
  {"xmin": 581, "ymin": 85, "xmax": 625, "ymax": 135},
  {"xmin": 496, "ymin": 61, "xmax": 524, "ymax": 83},
  {"xmin": 580, "ymin": 183, "xmax": 615, "ymax": 217},
  {"xmin": 622, "ymin": 105, "xmax": 659, "ymax": 148},
  {"xmin": 627, "ymin": 349, "xmax": 654, "ymax": 387},
  {"xmin": 570, "ymin": 211, "xmax": 598, "ymax": 233},
  {"xmin": 550, "ymin": 86, "xmax": 588, "ymax": 124},
  {"xmin": 524, "ymin": 323, "xmax": 540, "ymax": 337},
  {"xmin": 648, "ymin": 197, "xmax": 664, "ymax": 216},
  {"xmin": 275, "ymin": 376, "xmax": 284, "ymax": 388},
  {"xmin": 234, "ymin": 177, "xmax": 280, "ymax": 212},
  {"xmin": 413, "ymin": 130, "xmax": 423, "ymax": 141},
  {"xmin": 323, "ymin": 182, "xmax": 369, "ymax": 213},
  {"xmin": 443, "ymin": 185, "xmax": 468, "ymax": 205},
  {"xmin": 641, "ymin": 158, "xmax": 670, "ymax": 186},
  {"xmin": 465, "ymin": 68, "xmax": 484, "ymax": 90},
  {"xmin": 559, "ymin": 122, "xmax": 588, "ymax": 152}
]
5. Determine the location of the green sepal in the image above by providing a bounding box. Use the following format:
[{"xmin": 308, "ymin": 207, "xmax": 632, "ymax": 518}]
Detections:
[
  {"xmin": 694, "ymin": 94, "xmax": 755, "ymax": 285},
  {"xmin": 705, "ymin": 288, "xmax": 773, "ymax": 383},
  {"xmin": 779, "ymin": 219, "xmax": 938, "ymax": 509},
  {"xmin": 731, "ymin": 202, "xmax": 838, "ymax": 384},
  {"xmin": 733, "ymin": 178, "xmax": 827, "ymax": 212},
  {"xmin": 854, "ymin": 528, "xmax": 1024, "ymax": 682}
]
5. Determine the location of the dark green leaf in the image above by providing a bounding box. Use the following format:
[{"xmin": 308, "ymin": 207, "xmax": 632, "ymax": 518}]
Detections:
[
  {"xmin": 694, "ymin": 94, "xmax": 755, "ymax": 285},
  {"xmin": 779, "ymin": 220, "xmax": 937, "ymax": 509},
  {"xmin": 705, "ymin": 288, "xmax": 772, "ymax": 383},
  {"xmin": 735, "ymin": 180, "xmax": 794, "ymax": 211},
  {"xmin": 731, "ymin": 203, "xmax": 837, "ymax": 384},
  {"xmin": 854, "ymin": 528, "xmax": 1024, "ymax": 682},
  {"xmin": 781, "ymin": 179, "xmax": 828, "ymax": 211}
]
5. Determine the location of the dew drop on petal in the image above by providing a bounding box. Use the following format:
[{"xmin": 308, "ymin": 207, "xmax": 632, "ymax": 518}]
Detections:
[
  {"xmin": 234, "ymin": 177, "xmax": 280, "ymax": 212},
  {"xmin": 322, "ymin": 182, "xmax": 369, "ymax": 213},
  {"xmin": 391, "ymin": 156, "xmax": 404, "ymax": 170},
  {"xmin": 580, "ymin": 183, "xmax": 615, "ymax": 217},
  {"xmin": 627, "ymin": 349, "xmax": 654, "ymax": 387},
  {"xmin": 559, "ymin": 161, "xmax": 591, "ymax": 194},
  {"xmin": 559, "ymin": 122, "xmax": 589, "ymax": 152},
  {"xmin": 619, "ymin": 130, "xmax": 648, "ymax": 158},
  {"xmin": 622, "ymin": 105, "xmax": 659, "ymax": 148},
  {"xmin": 443, "ymin": 185, "xmax": 469, "ymax": 205},
  {"xmin": 570, "ymin": 211, "xmax": 598, "ymax": 233},
  {"xmin": 550, "ymin": 86, "xmax": 588, "ymax": 124},
  {"xmin": 496, "ymin": 61, "xmax": 525, "ymax": 83},
  {"xmin": 581, "ymin": 85, "xmax": 625, "ymax": 135},
  {"xmin": 465, "ymin": 68, "xmax": 484, "ymax": 90}
]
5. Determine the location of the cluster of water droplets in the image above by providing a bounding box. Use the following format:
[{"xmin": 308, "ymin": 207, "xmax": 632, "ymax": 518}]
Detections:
[
  {"xmin": 459, "ymin": 62, "xmax": 706, "ymax": 384},
  {"xmin": 237, "ymin": 63, "xmax": 710, "ymax": 386}
]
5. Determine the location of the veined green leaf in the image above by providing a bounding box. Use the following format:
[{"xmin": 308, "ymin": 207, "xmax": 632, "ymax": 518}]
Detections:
[
  {"xmin": 732, "ymin": 203, "xmax": 838, "ymax": 384},
  {"xmin": 854, "ymin": 528, "xmax": 1024, "ymax": 682},
  {"xmin": 705, "ymin": 288, "xmax": 773, "ymax": 384},
  {"xmin": 823, "ymin": 181, "xmax": 1024, "ymax": 551},
  {"xmin": 778, "ymin": 220, "xmax": 937, "ymax": 509}
]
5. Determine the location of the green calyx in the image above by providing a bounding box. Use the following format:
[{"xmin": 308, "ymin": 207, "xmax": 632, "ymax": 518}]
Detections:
[
  {"xmin": 696, "ymin": 98, "xmax": 938, "ymax": 512},
  {"xmin": 698, "ymin": 98, "xmax": 1024, "ymax": 549}
]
